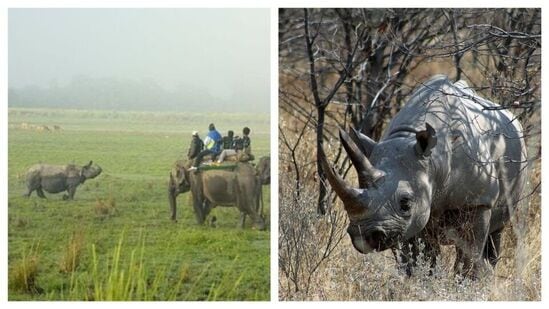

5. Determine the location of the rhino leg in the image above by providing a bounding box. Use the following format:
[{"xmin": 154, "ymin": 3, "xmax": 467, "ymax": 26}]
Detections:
[
  {"xmin": 454, "ymin": 247, "xmax": 472, "ymax": 275},
  {"xmin": 66, "ymin": 187, "xmax": 77, "ymax": 200},
  {"xmin": 448, "ymin": 205, "xmax": 492, "ymax": 279},
  {"xmin": 23, "ymin": 187, "xmax": 34, "ymax": 197},
  {"xmin": 36, "ymin": 188, "xmax": 46, "ymax": 199},
  {"xmin": 483, "ymin": 229, "xmax": 503, "ymax": 267}
]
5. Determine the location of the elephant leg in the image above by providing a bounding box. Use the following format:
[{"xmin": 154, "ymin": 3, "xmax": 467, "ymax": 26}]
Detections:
[
  {"xmin": 249, "ymin": 210, "xmax": 266, "ymax": 230},
  {"xmin": 36, "ymin": 188, "xmax": 46, "ymax": 199},
  {"xmin": 203, "ymin": 200, "xmax": 213, "ymax": 217},
  {"xmin": 192, "ymin": 196, "xmax": 206, "ymax": 225},
  {"xmin": 239, "ymin": 212, "xmax": 247, "ymax": 228},
  {"xmin": 483, "ymin": 228, "xmax": 503, "ymax": 267},
  {"xmin": 168, "ymin": 178, "xmax": 178, "ymax": 222}
]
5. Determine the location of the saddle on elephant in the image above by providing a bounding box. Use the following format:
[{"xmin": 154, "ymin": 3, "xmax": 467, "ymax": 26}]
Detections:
[
  {"xmin": 172, "ymin": 159, "xmax": 239, "ymax": 182},
  {"xmin": 221, "ymin": 152, "xmax": 255, "ymax": 163}
]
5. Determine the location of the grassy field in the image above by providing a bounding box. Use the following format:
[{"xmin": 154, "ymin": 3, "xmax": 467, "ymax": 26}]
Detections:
[{"xmin": 7, "ymin": 107, "xmax": 271, "ymax": 301}]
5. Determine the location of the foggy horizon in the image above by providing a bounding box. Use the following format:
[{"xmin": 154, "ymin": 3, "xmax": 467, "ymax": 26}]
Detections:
[{"xmin": 8, "ymin": 9, "xmax": 270, "ymax": 113}]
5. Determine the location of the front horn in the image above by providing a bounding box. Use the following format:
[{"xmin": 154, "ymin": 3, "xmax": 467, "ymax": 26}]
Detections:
[
  {"xmin": 318, "ymin": 145, "xmax": 362, "ymax": 214},
  {"xmin": 339, "ymin": 129, "xmax": 385, "ymax": 188}
]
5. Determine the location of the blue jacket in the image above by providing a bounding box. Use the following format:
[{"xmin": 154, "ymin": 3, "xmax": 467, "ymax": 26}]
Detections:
[{"xmin": 205, "ymin": 129, "xmax": 222, "ymax": 154}]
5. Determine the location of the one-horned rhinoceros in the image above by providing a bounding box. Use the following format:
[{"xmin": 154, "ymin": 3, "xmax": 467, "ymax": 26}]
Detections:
[
  {"xmin": 320, "ymin": 75, "xmax": 527, "ymax": 277},
  {"xmin": 23, "ymin": 161, "xmax": 102, "ymax": 200}
]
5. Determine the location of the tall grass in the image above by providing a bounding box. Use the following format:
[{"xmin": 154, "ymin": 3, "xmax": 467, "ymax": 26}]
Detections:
[
  {"xmin": 59, "ymin": 231, "xmax": 85, "ymax": 273},
  {"xmin": 58, "ymin": 232, "xmax": 250, "ymax": 301},
  {"xmin": 9, "ymin": 242, "xmax": 41, "ymax": 294}
]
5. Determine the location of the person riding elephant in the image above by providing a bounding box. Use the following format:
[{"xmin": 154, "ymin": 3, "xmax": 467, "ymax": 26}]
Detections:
[
  {"xmin": 222, "ymin": 130, "xmax": 234, "ymax": 150},
  {"xmin": 218, "ymin": 126, "xmax": 255, "ymax": 163},
  {"xmin": 187, "ymin": 130, "xmax": 204, "ymax": 160},
  {"xmin": 189, "ymin": 123, "xmax": 222, "ymax": 171}
]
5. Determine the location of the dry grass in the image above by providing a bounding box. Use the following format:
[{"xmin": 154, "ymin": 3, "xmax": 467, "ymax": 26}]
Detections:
[
  {"xmin": 9, "ymin": 244, "xmax": 41, "ymax": 294},
  {"xmin": 94, "ymin": 196, "xmax": 117, "ymax": 218},
  {"xmin": 279, "ymin": 163, "xmax": 541, "ymax": 300},
  {"xmin": 278, "ymin": 115, "xmax": 541, "ymax": 301},
  {"xmin": 59, "ymin": 231, "xmax": 85, "ymax": 273}
]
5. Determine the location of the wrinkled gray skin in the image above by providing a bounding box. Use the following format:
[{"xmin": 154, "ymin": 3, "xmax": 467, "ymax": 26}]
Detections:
[
  {"xmin": 168, "ymin": 161, "xmax": 266, "ymax": 230},
  {"xmin": 256, "ymin": 156, "xmax": 271, "ymax": 185},
  {"xmin": 320, "ymin": 75, "xmax": 527, "ymax": 278},
  {"xmin": 24, "ymin": 161, "xmax": 102, "ymax": 200}
]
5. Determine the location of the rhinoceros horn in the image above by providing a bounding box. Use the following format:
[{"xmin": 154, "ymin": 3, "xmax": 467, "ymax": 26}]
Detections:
[
  {"xmin": 318, "ymin": 146, "xmax": 363, "ymax": 214},
  {"xmin": 339, "ymin": 129, "xmax": 385, "ymax": 188},
  {"xmin": 349, "ymin": 126, "xmax": 377, "ymax": 157}
]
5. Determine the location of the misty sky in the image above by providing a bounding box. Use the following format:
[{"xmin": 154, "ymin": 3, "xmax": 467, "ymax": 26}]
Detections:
[{"xmin": 8, "ymin": 9, "xmax": 270, "ymax": 111}]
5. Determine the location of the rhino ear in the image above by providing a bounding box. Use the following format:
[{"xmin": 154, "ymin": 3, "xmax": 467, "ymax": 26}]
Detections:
[
  {"xmin": 86, "ymin": 161, "xmax": 93, "ymax": 167},
  {"xmin": 349, "ymin": 127, "xmax": 377, "ymax": 157},
  {"xmin": 415, "ymin": 123, "xmax": 437, "ymax": 157}
]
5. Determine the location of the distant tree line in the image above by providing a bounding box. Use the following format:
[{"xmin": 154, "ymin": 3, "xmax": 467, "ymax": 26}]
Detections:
[{"xmin": 9, "ymin": 75, "xmax": 269, "ymax": 113}]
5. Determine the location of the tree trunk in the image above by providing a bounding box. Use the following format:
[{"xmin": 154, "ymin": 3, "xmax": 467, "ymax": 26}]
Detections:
[{"xmin": 316, "ymin": 105, "xmax": 327, "ymax": 215}]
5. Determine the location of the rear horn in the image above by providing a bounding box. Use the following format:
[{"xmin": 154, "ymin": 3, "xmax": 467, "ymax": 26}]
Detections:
[{"xmin": 339, "ymin": 129, "xmax": 384, "ymax": 188}]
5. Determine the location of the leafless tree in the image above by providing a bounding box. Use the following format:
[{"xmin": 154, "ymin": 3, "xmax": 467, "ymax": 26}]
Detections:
[{"xmin": 279, "ymin": 8, "xmax": 541, "ymax": 212}]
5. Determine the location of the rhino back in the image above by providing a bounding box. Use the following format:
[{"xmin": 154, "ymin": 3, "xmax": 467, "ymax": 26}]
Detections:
[
  {"xmin": 382, "ymin": 75, "xmax": 527, "ymax": 210},
  {"xmin": 27, "ymin": 164, "xmax": 82, "ymax": 193}
]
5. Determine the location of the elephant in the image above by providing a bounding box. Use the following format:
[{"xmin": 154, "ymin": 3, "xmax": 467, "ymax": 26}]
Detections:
[
  {"xmin": 23, "ymin": 161, "xmax": 102, "ymax": 200},
  {"xmin": 256, "ymin": 156, "xmax": 270, "ymax": 185},
  {"xmin": 168, "ymin": 160, "xmax": 266, "ymax": 230}
]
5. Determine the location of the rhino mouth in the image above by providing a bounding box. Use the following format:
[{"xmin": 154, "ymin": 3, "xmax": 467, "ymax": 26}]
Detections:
[{"xmin": 347, "ymin": 224, "xmax": 400, "ymax": 253}]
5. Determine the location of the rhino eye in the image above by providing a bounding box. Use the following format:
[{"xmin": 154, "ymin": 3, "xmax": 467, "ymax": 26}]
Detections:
[{"xmin": 399, "ymin": 196, "xmax": 412, "ymax": 212}]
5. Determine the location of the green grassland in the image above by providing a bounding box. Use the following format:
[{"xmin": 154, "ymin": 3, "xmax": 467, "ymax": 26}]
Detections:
[{"xmin": 7, "ymin": 108, "xmax": 271, "ymax": 300}]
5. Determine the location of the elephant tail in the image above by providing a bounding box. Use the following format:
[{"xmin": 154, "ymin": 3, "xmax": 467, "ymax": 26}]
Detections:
[{"xmin": 258, "ymin": 179, "xmax": 264, "ymax": 219}]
